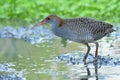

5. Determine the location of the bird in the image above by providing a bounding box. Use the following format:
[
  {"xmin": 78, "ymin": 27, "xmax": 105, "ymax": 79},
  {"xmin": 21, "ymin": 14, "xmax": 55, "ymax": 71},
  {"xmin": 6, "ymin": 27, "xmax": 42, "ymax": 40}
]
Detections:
[{"xmin": 34, "ymin": 14, "xmax": 114, "ymax": 66}]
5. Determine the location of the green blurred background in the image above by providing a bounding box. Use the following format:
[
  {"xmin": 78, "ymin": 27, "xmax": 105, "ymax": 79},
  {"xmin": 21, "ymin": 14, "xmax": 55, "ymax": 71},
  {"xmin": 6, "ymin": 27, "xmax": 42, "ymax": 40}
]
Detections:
[
  {"xmin": 0, "ymin": 1, "xmax": 120, "ymax": 80},
  {"xmin": 0, "ymin": 0, "xmax": 120, "ymax": 26}
]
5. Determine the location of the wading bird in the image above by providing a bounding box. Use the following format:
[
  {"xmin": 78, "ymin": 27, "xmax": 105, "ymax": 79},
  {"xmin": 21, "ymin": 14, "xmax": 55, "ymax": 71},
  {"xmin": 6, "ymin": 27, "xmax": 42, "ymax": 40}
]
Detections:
[{"xmin": 34, "ymin": 15, "xmax": 114, "ymax": 74}]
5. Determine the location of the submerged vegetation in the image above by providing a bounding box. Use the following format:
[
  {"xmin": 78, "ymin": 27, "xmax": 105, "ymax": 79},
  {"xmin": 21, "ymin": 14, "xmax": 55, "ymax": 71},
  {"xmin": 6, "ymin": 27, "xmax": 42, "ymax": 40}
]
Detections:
[{"xmin": 0, "ymin": 0, "xmax": 120, "ymax": 26}]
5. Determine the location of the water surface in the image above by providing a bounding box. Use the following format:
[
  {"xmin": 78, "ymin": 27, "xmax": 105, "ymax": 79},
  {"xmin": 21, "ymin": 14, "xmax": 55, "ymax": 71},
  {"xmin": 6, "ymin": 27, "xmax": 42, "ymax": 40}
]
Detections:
[{"xmin": 0, "ymin": 26, "xmax": 120, "ymax": 80}]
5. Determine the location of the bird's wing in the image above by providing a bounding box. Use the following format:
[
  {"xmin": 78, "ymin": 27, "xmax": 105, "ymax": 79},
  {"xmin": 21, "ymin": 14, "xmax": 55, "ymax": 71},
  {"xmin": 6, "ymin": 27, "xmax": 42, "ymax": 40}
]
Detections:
[{"xmin": 63, "ymin": 18, "xmax": 113, "ymax": 35}]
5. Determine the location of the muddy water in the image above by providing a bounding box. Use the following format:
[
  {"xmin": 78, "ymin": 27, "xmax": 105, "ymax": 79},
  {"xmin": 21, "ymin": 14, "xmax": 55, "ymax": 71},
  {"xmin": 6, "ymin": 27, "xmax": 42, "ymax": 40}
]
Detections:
[{"xmin": 0, "ymin": 26, "xmax": 120, "ymax": 80}]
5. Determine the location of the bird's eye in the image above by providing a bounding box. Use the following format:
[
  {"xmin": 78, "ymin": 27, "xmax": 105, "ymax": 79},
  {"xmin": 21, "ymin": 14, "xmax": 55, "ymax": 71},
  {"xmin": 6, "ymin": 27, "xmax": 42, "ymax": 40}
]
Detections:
[{"xmin": 46, "ymin": 17, "xmax": 50, "ymax": 20}]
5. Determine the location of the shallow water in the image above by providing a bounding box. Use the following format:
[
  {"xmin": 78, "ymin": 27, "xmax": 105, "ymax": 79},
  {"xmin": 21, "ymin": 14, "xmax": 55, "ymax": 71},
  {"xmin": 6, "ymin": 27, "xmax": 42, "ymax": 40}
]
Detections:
[{"xmin": 0, "ymin": 26, "xmax": 120, "ymax": 80}]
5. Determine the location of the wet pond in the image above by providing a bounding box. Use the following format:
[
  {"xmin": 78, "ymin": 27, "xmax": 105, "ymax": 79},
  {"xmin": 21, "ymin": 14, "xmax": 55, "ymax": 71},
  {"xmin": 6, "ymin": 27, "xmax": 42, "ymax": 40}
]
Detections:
[{"xmin": 0, "ymin": 26, "xmax": 120, "ymax": 80}]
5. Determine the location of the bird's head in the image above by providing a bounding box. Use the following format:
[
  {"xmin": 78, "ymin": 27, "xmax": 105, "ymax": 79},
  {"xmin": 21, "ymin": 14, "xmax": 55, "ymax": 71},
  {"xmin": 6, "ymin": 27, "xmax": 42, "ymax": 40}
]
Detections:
[{"xmin": 34, "ymin": 15, "xmax": 63, "ymax": 27}]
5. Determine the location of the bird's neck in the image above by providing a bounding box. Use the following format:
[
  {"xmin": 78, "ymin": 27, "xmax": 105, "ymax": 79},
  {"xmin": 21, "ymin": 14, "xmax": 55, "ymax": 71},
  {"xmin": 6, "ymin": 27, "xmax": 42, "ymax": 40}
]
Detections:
[
  {"xmin": 51, "ymin": 22, "xmax": 59, "ymax": 28},
  {"xmin": 51, "ymin": 18, "xmax": 63, "ymax": 27},
  {"xmin": 51, "ymin": 24, "xmax": 69, "ymax": 38},
  {"xmin": 51, "ymin": 24, "xmax": 59, "ymax": 32}
]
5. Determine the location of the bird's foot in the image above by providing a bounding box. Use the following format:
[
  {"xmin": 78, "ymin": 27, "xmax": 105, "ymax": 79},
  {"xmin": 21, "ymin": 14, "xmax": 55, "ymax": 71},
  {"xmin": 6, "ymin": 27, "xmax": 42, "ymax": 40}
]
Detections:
[
  {"xmin": 85, "ymin": 59, "xmax": 102, "ymax": 69},
  {"xmin": 83, "ymin": 61, "xmax": 91, "ymax": 76},
  {"xmin": 86, "ymin": 67, "xmax": 91, "ymax": 76}
]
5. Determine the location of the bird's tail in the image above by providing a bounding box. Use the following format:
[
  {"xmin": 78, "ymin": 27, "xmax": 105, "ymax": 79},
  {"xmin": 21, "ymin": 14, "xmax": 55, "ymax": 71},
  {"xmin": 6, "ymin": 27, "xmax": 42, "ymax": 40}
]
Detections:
[{"xmin": 105, "ymin": 25, "xmax": 115, "ymax": 34}]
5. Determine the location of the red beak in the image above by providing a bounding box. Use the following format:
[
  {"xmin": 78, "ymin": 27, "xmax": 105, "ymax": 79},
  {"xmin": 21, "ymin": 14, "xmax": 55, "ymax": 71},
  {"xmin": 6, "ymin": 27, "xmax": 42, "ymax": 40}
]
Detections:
[{"xmin": 33, "ymin": 20, "xmax": 47, "ymax": 27}]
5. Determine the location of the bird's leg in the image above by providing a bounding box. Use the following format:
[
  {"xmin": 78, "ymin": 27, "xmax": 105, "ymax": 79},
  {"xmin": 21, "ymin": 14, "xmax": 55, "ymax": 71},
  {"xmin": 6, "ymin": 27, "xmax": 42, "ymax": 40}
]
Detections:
[
  {"xmin": 86, "ymin": 42, "xmax": 99, "ymax": 66},
  {"xmin": 93, "ymin": 42, "xmax": 99, "ymax": 69},
  {"xmin": 94, "ymin": 42, "xmax": 99, "ymax": 80},
  {"xmin": 83, "ymin": 43, "xmax": 91, "ymax": 64},
  {"xmin": 95, "ymin": 42, "xmax": 99, "ymax": 61},
  {"xmin": 83, "ymin": 43, "xmax": 91, "ymax": 76}
]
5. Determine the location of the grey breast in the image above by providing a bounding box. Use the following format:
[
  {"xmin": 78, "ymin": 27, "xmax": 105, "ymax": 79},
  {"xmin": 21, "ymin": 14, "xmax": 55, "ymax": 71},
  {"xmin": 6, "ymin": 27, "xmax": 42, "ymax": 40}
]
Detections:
[{"xmin": 52, "ymin": 24, "xmax": 78, "ymax": 41}]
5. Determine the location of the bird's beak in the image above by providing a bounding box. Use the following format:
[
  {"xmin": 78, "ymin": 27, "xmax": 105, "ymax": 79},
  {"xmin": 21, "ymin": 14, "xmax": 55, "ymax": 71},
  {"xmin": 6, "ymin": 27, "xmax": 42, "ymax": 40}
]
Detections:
[{"xmin": 33, "ymin": 19, "xmax": 47, "ymax": 27}]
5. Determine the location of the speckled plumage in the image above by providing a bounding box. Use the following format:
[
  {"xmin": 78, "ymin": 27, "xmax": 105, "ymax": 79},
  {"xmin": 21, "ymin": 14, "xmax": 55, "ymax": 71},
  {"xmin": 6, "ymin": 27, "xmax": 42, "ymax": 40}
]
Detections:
[
  {"xmin": 51, "ymin": 17, "xmax": 114, "ymax": 43},
  {"xmin": 61, "ymin": 17, "xmax": 114, "ymax": 42}
]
